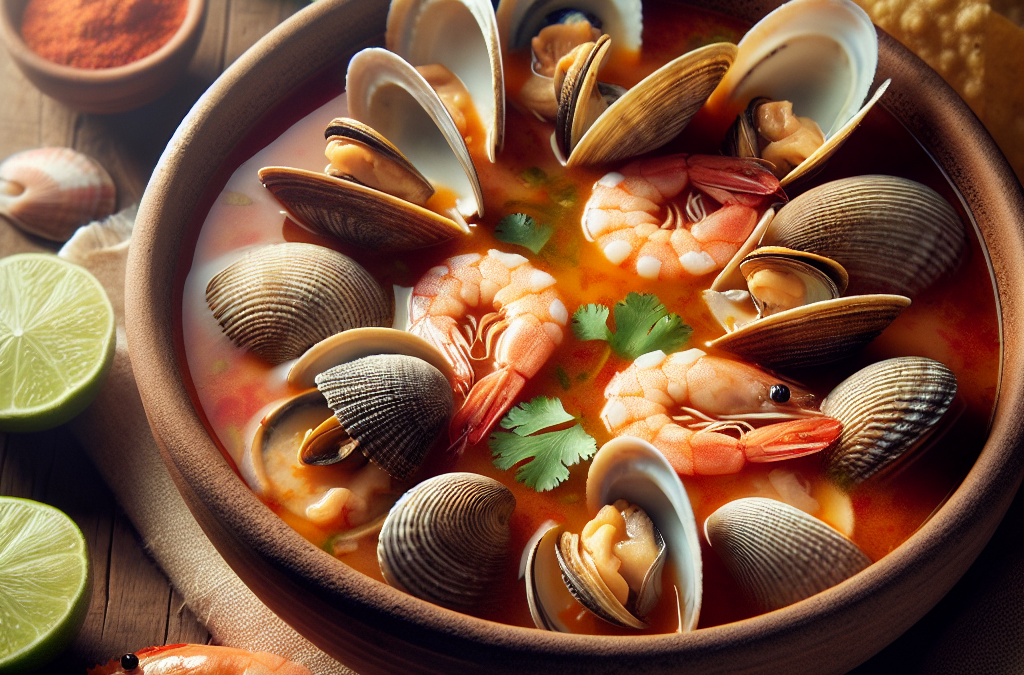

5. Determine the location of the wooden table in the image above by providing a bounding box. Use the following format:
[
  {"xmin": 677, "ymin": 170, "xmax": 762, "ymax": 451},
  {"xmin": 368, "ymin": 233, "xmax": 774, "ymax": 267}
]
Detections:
[{"xmin": 1, "ymin": 1, "xmax": 1022, "ymax": 673}]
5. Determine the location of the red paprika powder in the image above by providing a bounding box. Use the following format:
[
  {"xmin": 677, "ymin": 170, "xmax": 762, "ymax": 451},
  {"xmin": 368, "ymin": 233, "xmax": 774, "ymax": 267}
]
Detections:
[{"xmin": 20, "ymin": 0, "xmax": 189, "ymax": 69}]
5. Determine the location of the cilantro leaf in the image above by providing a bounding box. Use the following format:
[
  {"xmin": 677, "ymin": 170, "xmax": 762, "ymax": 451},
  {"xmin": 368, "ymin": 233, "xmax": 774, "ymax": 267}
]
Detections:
[
  {"xmin": 495, "ymin": 213, "xmax": 554, "ymax": 254},
  {"xmin": 571, "ymin": 292, "xmax": 692, "ymax": 360},
  {"xmin": 490, "ymin": 396, "xmax": 598, "ymax": 492}
]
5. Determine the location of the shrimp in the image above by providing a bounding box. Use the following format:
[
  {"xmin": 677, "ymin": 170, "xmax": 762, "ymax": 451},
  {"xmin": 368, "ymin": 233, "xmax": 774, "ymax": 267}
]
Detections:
[
  {"xmin": 87, "ymin": 644, "xmax": 312, "ymax": 675},
  {"xmin": 409, "ymin": 249, "xmax": 569, "ymax": 447},
  {"xmin": 581, "ymin": 154, "xmax": 784, "ymax": 281},
  {"xmin": 601, "ymin": 348, "xmax": 841, "ymax": 476}
]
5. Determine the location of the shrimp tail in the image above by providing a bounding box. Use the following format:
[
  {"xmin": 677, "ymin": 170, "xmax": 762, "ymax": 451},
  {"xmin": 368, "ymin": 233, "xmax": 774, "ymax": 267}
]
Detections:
[
  {"xmin": 686, "ymin": 154, "xmax": 786, "ymax": 205},
  {"xmin": 450, "ymin": 365, "xmax": 526, "ymax": 447},
  {"xmin": 741, "ymin": 417, "xmax": 842, "ymax": 463}
]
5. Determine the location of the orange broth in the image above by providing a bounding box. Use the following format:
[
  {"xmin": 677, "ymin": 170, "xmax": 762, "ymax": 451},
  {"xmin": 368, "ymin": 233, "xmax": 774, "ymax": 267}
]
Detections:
[{"xmin": 180, "ymin": 1, "xmax": 1000, "ymax": 635}]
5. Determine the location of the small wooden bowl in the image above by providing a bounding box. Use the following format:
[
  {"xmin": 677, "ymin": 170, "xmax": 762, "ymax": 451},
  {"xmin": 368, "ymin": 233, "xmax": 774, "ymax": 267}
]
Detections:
[
  {"xmin": 126, "ymin": 0, "xmax": 1024, "ymax": 673},
  {"xmin": 0, "ymin": 0, "xmax": 206, "ymax": 113}
]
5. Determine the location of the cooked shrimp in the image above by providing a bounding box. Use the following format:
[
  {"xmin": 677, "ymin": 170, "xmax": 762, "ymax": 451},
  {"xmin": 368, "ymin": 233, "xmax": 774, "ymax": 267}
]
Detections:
[
  {"xmin": 87, "ymin": 644, "xmax": 312, "ymax": 675},
  {"xmin": 581, "ymin": 154, "xmax": 784, "ymax": 280},
  {"xmin": 601, "ymin": 348, "xmax": 841, "ymax": 475},
  {"xmin": 409, "ymin": 249, "xmax": 569, "ymax": 447}
]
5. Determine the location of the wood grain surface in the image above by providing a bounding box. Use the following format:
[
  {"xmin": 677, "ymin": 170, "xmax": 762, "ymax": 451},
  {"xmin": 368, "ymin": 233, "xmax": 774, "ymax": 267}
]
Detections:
[{"xmin": 1, "ymin": 1, "xmax": 1021, "ymax": 674}]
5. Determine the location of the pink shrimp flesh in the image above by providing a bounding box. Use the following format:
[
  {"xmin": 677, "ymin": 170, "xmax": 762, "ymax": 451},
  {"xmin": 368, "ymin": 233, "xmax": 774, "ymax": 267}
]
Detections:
[
  {"xmin": 87, "ymin": 644, "xmax": 312, "ymax": 675},
  {"xmin": 581, "ymin": 153, "xmax": 784, "ymax": 281},
  {"xmin": 601, "ymin": 348, "xmax": 841, "ymax": 475},
  {"xmin": 409, "ymin": 249, "xmax": 569, "ymax": 448}
]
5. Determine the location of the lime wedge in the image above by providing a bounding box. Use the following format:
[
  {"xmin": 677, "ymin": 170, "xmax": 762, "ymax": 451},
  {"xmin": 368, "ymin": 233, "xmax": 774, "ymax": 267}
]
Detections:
[
  {"xmin": 0, "ymin": 497, "xmax": 90, "ymax": 674},
  {"xmin": 0, "ymin": 253, "xmax": 115, "ymax": 432}
]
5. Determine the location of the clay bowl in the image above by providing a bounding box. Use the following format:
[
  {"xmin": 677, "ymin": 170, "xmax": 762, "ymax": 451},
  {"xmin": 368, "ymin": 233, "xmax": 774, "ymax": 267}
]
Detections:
[
  {"xmin": 126, "ymin": 0, "xmax": 1024, "ymax": 672},
  {"xmin": 0, "ymin": 0, "xmax": 205, "ymax": 113}
]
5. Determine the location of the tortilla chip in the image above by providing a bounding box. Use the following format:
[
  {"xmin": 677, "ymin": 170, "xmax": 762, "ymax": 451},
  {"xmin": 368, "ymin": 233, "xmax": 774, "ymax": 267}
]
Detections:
[{"xmin": 855, "ymin": 0, "xmax": 988, "ymax": 115}]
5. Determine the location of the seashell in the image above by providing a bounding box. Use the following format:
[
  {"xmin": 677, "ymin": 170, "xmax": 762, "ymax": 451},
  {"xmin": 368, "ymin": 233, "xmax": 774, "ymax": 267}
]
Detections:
[
  {"xmin": 710, "ymin": 0, "xmax": 888, "ymax": 185},
  {"xmin": 323, "ymin": 117, "xmax": 434, "ymax": 203},
  {"xmin": 346, "ymin": 48, "xmax": 485, "ymax": 218},
  {"xmin": 556, "ymin": 40, "xmax": 737, "ymax": 166},
  {"xmin": 387, "ymin": 0, "xmax": 505, "ymax": 161},
  {"xmin": 496, "ymin": 0, "xmax": 643, "ymax": 57},
  {"xmin": 378, "ymin": 472, "xmax": 515, "ymax": 611},
  {"xmin": 527, "ymin": 436, "xmax": 702, "ymax": 632},
  {"xmin": 205, "ymin": 242, "xmax": 392, "ymax": 364},
  {"xmin": 708, "ymin": 294, "xmax": 910, "ymax": 370},
  {"xmin": 740, "ymin": 246, "xmax": 848, "ymax": 317},
  {"xmin": 761, "ymin": 175, "xmax": 966, "ymax": 298},
  {"xmin": 705, "ymin": 497, "xmax": 871, "ymax": 611},
  {"xmin": 258, "ymin": 166, "xmax": 467, "ymax": 251},
  {"xmin": 820, "ymin": 357, "xmax": 957, "ymax": 489},
  {"xmin": 287, "ymin": 326, "xmax": 455, "ymax": 389},
  {"xmin": 0, "ymin": 147, "xmax": 116, "ymax": 242},
  {"xmin": 306, "ymin": 354, "xmax": 453, "ymax": 480}
]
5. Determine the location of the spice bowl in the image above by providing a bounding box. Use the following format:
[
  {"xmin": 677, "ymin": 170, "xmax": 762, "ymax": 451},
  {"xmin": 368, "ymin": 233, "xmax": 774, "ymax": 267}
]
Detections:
[
  {"xmin": 0, "ymin": 0, "xmax": 206, "ymax": 114},
  {"xmin": 126, "ymin": 0, "xmax": 1024, "ymax": 672}
]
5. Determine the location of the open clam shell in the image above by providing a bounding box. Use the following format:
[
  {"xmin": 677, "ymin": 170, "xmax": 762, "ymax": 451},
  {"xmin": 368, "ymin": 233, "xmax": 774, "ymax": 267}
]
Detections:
[
  {"xmin": 708, "ymin": 294, "xmax": 910, "ymax": 370},
  {"xmin": 761, "ymin": 175, "xmax": 966, "ymax": 298},
  {"xmin": 378, "ymin": 472, "xmax": 515, "ymax": 611},
  {"xmin": 705, "ymin": 497, "xmax": 871, "ymax": 611},
  {"xmin": 387, "ymin": 0, "xmax": 505, "ymax": 161},
  {"xmin": 820, "ymin": 357, "xmax": 957, "ymax": 489},
  {"xmin": 0, "ymin": 147, "xmax": 116, "ymax": 242},
  {"xmin": 311, "ymin": 354, "xmax": 453, "ymax": 480},
  {"xmin": 559, "ymin": 41, "xmax": 737, "ymax": 167},
  {"xmin": 710, "ymin": 0, "xmax": 886, "ymax": 185},
  {"xmin": 346, "ymin": 48, "xmax": 485, "ymax": 218},
  {"xmin": 496, "ymin": 0, "xmax": 643, "ymax": 57},
  {"xmin": 527, "ymin": 436, "xmax": 702, "ymax": 632},
  {"xmin": 205, "ymin": 242, "xmax": 392, "ymax": 364}
]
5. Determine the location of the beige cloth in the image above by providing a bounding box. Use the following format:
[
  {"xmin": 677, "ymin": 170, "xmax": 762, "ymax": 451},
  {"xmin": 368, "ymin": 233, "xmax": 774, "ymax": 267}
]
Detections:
[{"xmin": 61, "ymin": 215, "xmax": 355, "ymax": 675}]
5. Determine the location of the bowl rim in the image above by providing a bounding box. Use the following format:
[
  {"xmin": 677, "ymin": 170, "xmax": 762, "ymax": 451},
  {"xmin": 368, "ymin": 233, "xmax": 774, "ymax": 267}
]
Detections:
[
  {"xmin": 0, "ymin": 0, "xmax": 206, "ymax": 80},
  {"xmin": 126, "ymin": 0, "xmax": 1024, "ymax": 671}
]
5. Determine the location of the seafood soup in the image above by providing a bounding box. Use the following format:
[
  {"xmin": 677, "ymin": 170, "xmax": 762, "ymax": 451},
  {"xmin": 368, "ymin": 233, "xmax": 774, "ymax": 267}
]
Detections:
[{"xmin": 179, "ymin": 0, "xmax": 999, "ymax": 635}]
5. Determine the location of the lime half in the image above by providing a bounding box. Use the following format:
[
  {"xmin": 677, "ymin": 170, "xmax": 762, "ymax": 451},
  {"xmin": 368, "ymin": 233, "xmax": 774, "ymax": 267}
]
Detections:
[
  {"xmin": 0, "ymin": 253, "xmax": 115, "ymax": 432},
  {"xmin": 0, "ymin": 497, "xmax": 91, "ymax": 674}
]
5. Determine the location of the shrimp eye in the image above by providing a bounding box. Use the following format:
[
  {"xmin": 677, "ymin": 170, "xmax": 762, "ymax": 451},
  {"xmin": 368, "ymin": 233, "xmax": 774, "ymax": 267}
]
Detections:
[
  {"xmin": 769, "ymin": 384, "xmax": 790, "ymax": 403},
  {"xmin": 120, "ymin": 653, "xmax": 140, "ymax": 671}
]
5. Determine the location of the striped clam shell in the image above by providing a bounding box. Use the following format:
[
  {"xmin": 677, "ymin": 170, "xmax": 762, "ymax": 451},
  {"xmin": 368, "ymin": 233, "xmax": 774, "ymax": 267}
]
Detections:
[
  {"xmin": 378, "ymin": 473, "xmax": 515, "ymax": 611},
  {"xmin": 820, "ymin": 357, "xmax": 957, "ymax": 489},
  {"xmin": 705, "ymin": 497, "xmax": 871, "ymax": 611},
  {"xmin": 205, "ymin": 242, "xmax": 391, "ymax": 364},
  {"xmin": 315, "ymin": 354, "xmax": 453, "ymax": 480},
  {"xmin": 0, "ymin": 147, "xmax": 116, "ymax": 242},
  {"xmin": 708, "ymin": 294, "xmax": 910, "ymax": 370},
  {"xmin": 761, "ymin": 175, "xmax": 965, "ymax": 298}
]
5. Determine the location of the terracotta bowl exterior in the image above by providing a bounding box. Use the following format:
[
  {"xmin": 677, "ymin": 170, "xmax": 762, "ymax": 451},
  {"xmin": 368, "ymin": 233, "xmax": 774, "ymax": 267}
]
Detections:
[
  {"xmin": 0, "ymin": 0, "xmax": 206, "ymax": 113},
  {"xmin": 125, "ymin": 0, "xmax": 1024, "ymax": 672}
]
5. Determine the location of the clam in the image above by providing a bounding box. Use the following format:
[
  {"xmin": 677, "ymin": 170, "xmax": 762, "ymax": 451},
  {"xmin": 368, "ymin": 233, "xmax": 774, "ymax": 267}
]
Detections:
[
  {"xmin": 287, "ymin": 326, "xmax": 455, "ymax": 390},
  {"xmin": 526, "ymin": 436, "xmax": 702, "ymax": 632},
  {"xmin": 302, "ymin": 354, "xmax": 454, "ymax": 480},
  {"xmin": 346, "ymin": 48, "xmax": 485, "ymax": 218},
  {"xmin": 705, "ymin": 497, "xmax": 871, "ymax": 611},
  {"xmin": 820, "ymin": 357, "xmax": 958, "ymax": 489},
  {"xmin": 259, "ymin": 119, "xmax": 469, "ymax": 252},
  {"xmin": 761, "ymin": 175, "xmax": 966, "ymax": 297},
  {"xmin": 497, "ymin": 0, "xmax": 732, "ymax": 166},
  {"xmin": 205, "ymin": 242, "xmax": 392, "ymax": 364},
  {"xmin": 707, "ymin": 293, "xmax": 910, "ymax": 370},
  {"xmin": 553, "ymin": 39, "xmax": 737, "ymax": 166},
  {"xmin": 712, "ymin": 0, "xmax": 889, "ymax": 185},
  {"xmin": 387, "ymin": 0, "xmax": 505, "ymax": 161},
  {"xmin": 0, "ymin": 147, "xmax": 116, "ymax": 242},
  {"xmin": 378, "ymin": 472, "xmax": 516, "ymax": 611},
  {"xmin": 240, "ymin": 389, "xmax": 398, "ymax": 532}
]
